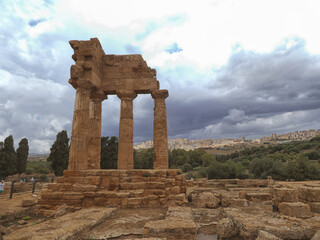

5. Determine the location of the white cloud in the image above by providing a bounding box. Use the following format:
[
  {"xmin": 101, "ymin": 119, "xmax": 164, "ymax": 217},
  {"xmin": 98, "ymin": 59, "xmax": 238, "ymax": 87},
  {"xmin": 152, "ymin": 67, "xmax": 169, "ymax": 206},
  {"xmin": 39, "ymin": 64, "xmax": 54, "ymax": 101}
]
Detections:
[{"xmin": 1, "ymin": 0, "xmax": 320, "ymax": 153}]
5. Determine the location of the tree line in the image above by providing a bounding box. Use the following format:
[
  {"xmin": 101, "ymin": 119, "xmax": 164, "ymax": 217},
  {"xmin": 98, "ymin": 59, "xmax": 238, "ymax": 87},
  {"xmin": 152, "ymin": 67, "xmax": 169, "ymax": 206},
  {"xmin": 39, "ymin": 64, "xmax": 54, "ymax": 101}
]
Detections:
[
  {"xmin": 0, "ymin": 136, "xmax": 29, "ymax": 179},
  {"xmin": 2, "ymin": 130, "xmax": 320, "ymax": 181}
]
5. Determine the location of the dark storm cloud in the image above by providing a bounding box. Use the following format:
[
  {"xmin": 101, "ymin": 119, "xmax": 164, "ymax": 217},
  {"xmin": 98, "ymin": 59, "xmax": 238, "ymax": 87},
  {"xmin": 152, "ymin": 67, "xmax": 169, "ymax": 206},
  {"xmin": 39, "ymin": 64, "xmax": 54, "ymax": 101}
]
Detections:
[
  {"xmin": 0, "ymin": 1, "xmax": 75, "ymax": 152},
  {"xmin": 212, "ymin": 38, "xmax": 320, "ymax": 113},
  {"xmin": 130, "ymin": 37, "xmax": 320, "ymax": 141}
]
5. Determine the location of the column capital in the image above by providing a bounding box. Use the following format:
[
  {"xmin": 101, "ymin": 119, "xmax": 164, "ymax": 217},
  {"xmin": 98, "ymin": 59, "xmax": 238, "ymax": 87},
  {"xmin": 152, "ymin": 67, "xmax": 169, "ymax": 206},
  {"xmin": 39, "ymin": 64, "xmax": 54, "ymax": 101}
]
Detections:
[
  {"xmin": 151, "ymin": 89, "xmax": 169, "ymax": 99},
  {"xmin": 90, "ymin": 90, "xmax": 108, "ymax": 101},
  {"xmin": 116, "ymin": 90, "xmax": 137, "ymax": 100}
]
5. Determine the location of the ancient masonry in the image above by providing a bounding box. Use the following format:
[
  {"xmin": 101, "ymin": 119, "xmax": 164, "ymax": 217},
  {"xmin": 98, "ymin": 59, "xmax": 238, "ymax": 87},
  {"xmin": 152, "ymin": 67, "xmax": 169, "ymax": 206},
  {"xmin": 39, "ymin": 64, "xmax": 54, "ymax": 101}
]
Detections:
[{"xmin": 38, "ymin": 38, "xmax": 187, "ymax": 211}]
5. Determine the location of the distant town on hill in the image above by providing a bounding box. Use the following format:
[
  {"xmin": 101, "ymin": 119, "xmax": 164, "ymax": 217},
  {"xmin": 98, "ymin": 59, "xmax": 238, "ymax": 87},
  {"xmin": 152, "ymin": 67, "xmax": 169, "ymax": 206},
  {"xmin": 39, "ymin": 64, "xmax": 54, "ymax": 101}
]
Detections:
[{"xmin": 134, "ymin": 129, "xmax": 320, "ymax": 151}]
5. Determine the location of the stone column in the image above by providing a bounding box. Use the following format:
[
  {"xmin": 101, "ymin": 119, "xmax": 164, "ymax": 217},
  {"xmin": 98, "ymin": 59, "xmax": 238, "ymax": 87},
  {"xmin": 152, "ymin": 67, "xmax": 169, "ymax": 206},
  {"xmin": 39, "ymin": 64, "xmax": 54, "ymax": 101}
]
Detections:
[
  {"xmin": 117, "ymin": 90, "xmax": 137, "ymax": 169},
  {"xmin": 87, "ymin": 93, "xmax": 106, "ymax": 169},
  {"xmin": 151, "ymin": 90, "xmax": 169, "ymax": 169},
  {"xmin": 68, "ymin": 87, "xmax": 91, "ymax": 170}
]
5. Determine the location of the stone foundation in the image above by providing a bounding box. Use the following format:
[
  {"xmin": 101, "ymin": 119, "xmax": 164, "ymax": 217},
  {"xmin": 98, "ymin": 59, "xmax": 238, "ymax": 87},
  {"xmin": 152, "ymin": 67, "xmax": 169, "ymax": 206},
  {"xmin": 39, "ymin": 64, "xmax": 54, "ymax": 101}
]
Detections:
[{"xmin": 37, "ymin": 169, "xmax": 187, "ymax": 211}]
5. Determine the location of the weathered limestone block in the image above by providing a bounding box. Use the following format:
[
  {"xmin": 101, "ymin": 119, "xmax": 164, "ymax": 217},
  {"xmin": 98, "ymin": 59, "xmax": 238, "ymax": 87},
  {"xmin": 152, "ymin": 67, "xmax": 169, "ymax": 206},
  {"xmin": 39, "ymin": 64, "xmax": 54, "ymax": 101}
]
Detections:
[
  {"xmin": 217, "ymin": 217, "xmax": 239, "ymax": 239},
  {"xmin": 199, "ymin": 180, "xmax": 206, "ymax": 187},
  {"xmin": 246, "ymin": 193, "xmax": 272, "ymax": 202},
  {"xmin": 72, "ymin": 184, "xmax": 98, "ymax": 192},
  {"xmin": 231, "ymin": 199, "xmax": 249, "ymax": 208},
  {"xmin": 61, "ymin": 183, "xmax": 73, "ymax": 191},
  {"xmin": 167, "ymin": 170, "xmax": 178, "ymax": 177},
  {"xmin": 186, "ymin": 180, "xmax": 194, "ymax": 187},
  {"xmin": 299, "ymin": 187, "xmax": 320, "ymax": 202},
  {"xmin": 308, "ymin": 202, "xmax": 320, "ymax": 213},
  {"xmin": 144, "ymin": 207, "xmax": 197, "ymax": 240},
  {"xmin": 117, "ymin": 90, "xmax": 137, "ymax": 170},
  {"xmin": 197, "ymin": 192, "xmax": 220, "ymax": 208},
  {"xmin": 278, "ymin": 202, "xmax": 312, "ymax": 218},
  {"xmin": 311, "ymin": 230, "xmax": 320, "ymax": 240},
  {"xmin": 6, "ymin": 208, "xmax": 115, "ymax": 240},
  {"xmin": 64, "ymin": 170, "xmax": 86, "ymax": 178},
  {"xmin": 56, "ymin": 177, "xmax": 65, "ymax": 183},
  {"xmin": 128, "ymin": 189, "xmax": 145, "ymax": 197},
  {"xmin": 131, "ymin": 176, "xmax": 147, "ymax": 183},
  {"xmin": 171, "ymin": 186, "xmax": 181, "ymax": 195},
  {"xmin": 128, "ymin": 197, "xmax": 142, "ymax": 206},
  {"xmin": 220, "ymin": 193, "xmax": 230, "ymax": 207},
  {"xmin": 237, "ymin": 179, "xmax": 268, "ymax": 187},
  {"xmin": 21, "ymin": 198, "xmax": 37, "ymax": 207},
  {"xmin": 271, "ymin": 188, "xmax": 299, "ymax": 203},
  {"xmin": 147, "ymin": 182, "xmax": 165, "ymax": 189},
  {"xmin": 47, "ymin": 183, "xmax": 62, "ymax": 192},
  {"xmin": 127, "ymin": 238, "xmax": 166, "ymax": 240},
  {"xmin": 239, "ymin": 190, "xmax": 247, "ymax": 199},
  {"xmin": 256, "ymin": 230, "xmax": 282, "ymax": 240}
]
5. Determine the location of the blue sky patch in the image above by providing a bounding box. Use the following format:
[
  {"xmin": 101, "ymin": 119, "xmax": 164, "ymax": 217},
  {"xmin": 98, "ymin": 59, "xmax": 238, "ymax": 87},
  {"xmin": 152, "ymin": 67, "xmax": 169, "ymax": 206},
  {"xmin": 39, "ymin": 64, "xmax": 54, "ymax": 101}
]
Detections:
[
  {"xmin": 28, "ymin": 18, "xmax": 46, "ymax": 27},
  {"xmin": 165, "ymin": 42, "xmax": 183, "ymax": 54}
]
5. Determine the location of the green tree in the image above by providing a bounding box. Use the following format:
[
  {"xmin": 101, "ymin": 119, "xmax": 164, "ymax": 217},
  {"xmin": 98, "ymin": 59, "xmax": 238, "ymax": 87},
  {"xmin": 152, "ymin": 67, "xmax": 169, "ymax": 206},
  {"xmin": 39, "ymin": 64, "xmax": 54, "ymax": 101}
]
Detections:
[
  {"xmin": 4, "ymin": 135, "xmax": 17, "ymax": 175},
  {"xmin": 0, "ymin": 141, "xmax": 6, "ymax": 179},
  {"xmin": 134, "ymin": 148, "xmax": 153, "ymax": 169},
  {"xmin": 201, "ymin": 153, "xmax": 215, "ymax": 167},
  {"xmin": 189, "ymin": 150, "xmax": 206, "ymax": 167},
  {"xmin": 181, "ymin": 163, "xmax": 193, "ymax": 172},
  {"xmin": 305, "ymin": 151, "xmax": 320, "ymax": 160},
  {"xmin": 16, "ymin": 138, "xmax": 29, "ymax": 176},
  {"xmin": 48, "ymin": 130, "xmax": 69, "ymax": 176},
  {"xmin": 100, "ymin": 136, "xmax": 118, "ymax": 169},
  {"xmin": 169, "ymin": 149, "xmax": 189, "ymax": 168}
]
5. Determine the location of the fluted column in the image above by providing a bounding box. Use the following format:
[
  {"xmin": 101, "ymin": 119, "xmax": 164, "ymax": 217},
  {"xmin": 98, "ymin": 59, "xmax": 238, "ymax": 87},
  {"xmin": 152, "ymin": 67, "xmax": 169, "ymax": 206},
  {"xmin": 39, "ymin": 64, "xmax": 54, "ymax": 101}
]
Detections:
[
  {"xmin": 117, "ymin": 90, "xmax": 137, "ymax": 169},
  {"xmin": 151, "ymin": 89, "xmax": 169, "ymax": 169},
  {"xmin": 68, "ymin": 87, "xmax": 91, "ymax": 170},
  {"xmin": 87, "ymin": 92, "xmax": 107, "ymax": 169}
]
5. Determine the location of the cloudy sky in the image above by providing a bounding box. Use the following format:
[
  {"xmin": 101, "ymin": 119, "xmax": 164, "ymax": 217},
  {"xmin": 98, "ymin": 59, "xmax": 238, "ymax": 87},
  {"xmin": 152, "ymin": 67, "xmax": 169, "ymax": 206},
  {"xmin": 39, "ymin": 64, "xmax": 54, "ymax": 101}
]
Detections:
[{"xmin": 1, "ymin": 0, "xmax": 320, "ymax": 153}]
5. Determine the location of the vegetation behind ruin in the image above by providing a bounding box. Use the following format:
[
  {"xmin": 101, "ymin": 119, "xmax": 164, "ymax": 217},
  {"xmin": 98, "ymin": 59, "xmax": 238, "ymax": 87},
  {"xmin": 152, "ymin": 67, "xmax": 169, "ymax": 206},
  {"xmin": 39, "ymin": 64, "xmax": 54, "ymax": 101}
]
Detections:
[
  {"xmin": 2, "ymin": 133, "xmax": 320, "ymax": 181},
  {"xmin": 172, "ymin": 135, "xmax": 320, "ymax": 181}
]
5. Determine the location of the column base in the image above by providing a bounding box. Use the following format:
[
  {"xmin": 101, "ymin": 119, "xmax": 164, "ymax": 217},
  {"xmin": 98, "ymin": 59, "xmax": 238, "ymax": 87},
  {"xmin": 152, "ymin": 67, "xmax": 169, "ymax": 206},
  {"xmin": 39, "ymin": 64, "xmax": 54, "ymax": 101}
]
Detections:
[{"xmin": 36, "ymin": 169, "xmax": 187, "ymax": 213}]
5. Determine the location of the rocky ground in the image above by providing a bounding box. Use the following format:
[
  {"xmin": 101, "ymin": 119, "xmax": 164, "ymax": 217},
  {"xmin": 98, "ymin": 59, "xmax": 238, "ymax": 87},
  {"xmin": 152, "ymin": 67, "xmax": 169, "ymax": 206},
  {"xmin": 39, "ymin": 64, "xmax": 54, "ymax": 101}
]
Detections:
[{"xmin": 1, "ymin": 179, "xmax": 320, "ymax": 240}]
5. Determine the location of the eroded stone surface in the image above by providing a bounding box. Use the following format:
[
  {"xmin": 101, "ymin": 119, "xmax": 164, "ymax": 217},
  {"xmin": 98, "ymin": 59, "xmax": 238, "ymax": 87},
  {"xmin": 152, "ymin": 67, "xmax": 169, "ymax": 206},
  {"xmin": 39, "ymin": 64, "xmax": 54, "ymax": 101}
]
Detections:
[
  {"xmin": 278, "ymin": 202, "xmax": 312, "ymax": 218},
  {"xmin": 256, "ymin": 230, "xmax": 283, "ymax": 240},
  {"xmin": 5, "ymin": 207, "xmax": 115, "ymax": 240},
  {"xmin": 37, "ymin": 169, "xmax": 187, "ymax": 210},
  {"xmin": 144, "ymin": 207, "xmax": 197, "ymax": 240}
]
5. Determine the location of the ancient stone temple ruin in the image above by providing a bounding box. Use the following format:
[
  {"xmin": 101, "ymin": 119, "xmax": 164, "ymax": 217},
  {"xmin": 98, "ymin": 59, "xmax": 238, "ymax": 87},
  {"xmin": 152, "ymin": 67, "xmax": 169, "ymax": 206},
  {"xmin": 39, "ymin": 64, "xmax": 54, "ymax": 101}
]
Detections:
[
  {"xmin": 67, "ymin": 37, "xmax": 168, "ymax": 171},
  {"xmin": 37, "ymin": 38, "xmax": 187, "ymax": 211}
]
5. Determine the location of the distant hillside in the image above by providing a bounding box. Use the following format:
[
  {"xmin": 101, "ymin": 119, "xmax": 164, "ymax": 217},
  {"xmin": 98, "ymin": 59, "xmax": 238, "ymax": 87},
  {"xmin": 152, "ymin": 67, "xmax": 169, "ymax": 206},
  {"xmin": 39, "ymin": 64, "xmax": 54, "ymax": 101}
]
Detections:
[
  {"xmin": 213, "ymin": 135, "xmax": 320, "ymax": 180},
  {"xmin": 134, "ymin": 129, "xmax": 320, "ymax": 151},
  {"xmin": 28, "ymin": 155, "xmax": 48, "ymax": 162}
]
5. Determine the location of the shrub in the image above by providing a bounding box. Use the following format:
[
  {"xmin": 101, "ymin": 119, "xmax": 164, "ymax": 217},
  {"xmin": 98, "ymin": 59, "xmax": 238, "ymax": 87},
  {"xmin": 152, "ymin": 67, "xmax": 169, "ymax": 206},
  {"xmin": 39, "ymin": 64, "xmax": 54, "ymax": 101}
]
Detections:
[
  {"xmin": 181, "ymin": 163, "xmax": 193, "ymax": 172},
  {"xmin": 39, "ymin": 175, "xmax": 49, "ymax": 182}
]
